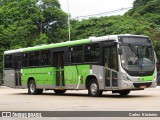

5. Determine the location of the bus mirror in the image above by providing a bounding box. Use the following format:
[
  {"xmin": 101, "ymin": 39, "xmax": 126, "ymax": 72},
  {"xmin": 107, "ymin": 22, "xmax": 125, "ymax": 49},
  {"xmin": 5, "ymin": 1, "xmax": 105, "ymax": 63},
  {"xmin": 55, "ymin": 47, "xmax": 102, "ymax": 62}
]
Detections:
[{"xmin": 118, "ymin": 48, "xmax": 122, "ymax": 55}]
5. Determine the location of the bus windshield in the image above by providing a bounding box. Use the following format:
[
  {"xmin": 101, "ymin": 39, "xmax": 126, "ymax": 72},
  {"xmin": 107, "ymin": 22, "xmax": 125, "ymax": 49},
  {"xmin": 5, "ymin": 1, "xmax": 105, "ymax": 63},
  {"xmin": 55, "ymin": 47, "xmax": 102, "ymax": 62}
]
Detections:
[{"xmin": 121, "ymin": 44, "xmax": 155, "ymax": 72}]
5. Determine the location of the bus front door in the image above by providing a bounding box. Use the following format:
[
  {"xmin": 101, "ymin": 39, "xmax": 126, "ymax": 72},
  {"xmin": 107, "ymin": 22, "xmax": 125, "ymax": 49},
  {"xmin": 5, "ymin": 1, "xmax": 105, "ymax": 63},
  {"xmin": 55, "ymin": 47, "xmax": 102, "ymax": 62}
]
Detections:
[
  {"xmin": 104, "ymin": 45, "xmax": 118, "ymax": 89},
  {"xmin": 53, "ymin": 52, "xmax": 65, "ymax": 88}
]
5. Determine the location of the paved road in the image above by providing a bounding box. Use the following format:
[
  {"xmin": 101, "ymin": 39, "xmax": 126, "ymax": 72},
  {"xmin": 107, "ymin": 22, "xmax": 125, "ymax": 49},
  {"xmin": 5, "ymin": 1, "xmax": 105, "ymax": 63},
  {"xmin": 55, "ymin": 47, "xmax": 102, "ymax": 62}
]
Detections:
[{"xmin": 0, "ymin": 86, "xmax": 160, "ymax": 119}]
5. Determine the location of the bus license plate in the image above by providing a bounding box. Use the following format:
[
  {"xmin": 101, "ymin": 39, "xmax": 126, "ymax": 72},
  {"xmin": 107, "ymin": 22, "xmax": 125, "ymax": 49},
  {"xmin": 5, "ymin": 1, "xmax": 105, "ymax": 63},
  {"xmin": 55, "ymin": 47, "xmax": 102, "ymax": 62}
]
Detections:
[{"xmin": 140, "ymin": 85, "xmax": 146, "ymax": 88}]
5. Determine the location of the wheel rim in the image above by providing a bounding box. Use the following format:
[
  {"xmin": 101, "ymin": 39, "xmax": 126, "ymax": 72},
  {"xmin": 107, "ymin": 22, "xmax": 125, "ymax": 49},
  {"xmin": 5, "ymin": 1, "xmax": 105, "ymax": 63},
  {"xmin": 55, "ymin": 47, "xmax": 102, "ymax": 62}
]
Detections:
[
  {"xmin": 90, "ymin": 82, "xmax": 98, "ymax": 95},
  {"xmin": 30, "ymin": 83, "xmax": 35, "ymax": 93}
]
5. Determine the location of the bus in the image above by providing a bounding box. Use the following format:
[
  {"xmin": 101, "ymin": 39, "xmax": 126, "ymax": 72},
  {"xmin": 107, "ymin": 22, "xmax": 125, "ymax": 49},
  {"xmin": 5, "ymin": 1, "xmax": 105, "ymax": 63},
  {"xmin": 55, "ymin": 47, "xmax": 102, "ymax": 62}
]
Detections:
[{"xmin": 3, "ymin": 34, "xmax": 157, "ymax": 97}]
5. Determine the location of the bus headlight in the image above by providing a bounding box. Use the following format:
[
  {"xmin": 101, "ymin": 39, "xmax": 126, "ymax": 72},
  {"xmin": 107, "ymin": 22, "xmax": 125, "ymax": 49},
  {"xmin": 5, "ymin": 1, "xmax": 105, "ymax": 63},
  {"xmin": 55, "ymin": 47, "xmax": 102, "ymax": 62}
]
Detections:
[{"xmin": 121, "ymin": 73, "xmax": 131, "ymax": 81}]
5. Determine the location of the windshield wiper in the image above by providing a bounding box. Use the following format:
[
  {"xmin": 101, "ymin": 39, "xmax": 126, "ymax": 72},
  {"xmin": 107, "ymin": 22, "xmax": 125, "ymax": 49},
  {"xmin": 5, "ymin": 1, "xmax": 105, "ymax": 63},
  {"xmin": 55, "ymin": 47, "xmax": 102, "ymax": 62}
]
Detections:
[
  {"xmin": 128, "ymin": 44, "xmax": 139, "ymax": 58},
  {"xmin": 128, "ymin": 44, "xmax": 140, "ymax": 64}
]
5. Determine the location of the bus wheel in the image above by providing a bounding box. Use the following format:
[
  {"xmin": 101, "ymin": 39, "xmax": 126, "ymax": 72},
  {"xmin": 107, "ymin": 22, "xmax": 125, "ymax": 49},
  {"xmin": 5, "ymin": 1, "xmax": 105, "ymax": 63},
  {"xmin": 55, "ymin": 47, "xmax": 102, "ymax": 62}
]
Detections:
[
  {"xmin": 28, "ymin": 80, "xmax": 43, "ymax": 95},
  {"xmin": 54, "ymin": 90, "xmax": 66, "ymax": 94},
  {"xmin": 88, "ymin": 79, "xmax": 103, "ymax": 97},
  {"xmin": 118, "ymin": 90, "xmax": 130, "ymax": 96}
]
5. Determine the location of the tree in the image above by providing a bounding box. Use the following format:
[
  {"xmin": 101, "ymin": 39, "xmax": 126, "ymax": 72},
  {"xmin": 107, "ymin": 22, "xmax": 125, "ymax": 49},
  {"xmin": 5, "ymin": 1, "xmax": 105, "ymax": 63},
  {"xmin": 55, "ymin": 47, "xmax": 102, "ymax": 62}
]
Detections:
[
  {"xmin": 37, "ymin": 0, "xmax": 68, "ymax": 43},
  {"xmin": 127, "ymin": 0, "xmax": 160, "ymax": 24},
  {"xmin": 0, "ymin": 0, "xmax": 40, "ymax": 75},
  {"xmin": 69, "ymin": 15, "xmax": 157, "ymax": 40},
  {"xmin": 0, "ymin": 0, "xmax": 68, "ymax": 75}
]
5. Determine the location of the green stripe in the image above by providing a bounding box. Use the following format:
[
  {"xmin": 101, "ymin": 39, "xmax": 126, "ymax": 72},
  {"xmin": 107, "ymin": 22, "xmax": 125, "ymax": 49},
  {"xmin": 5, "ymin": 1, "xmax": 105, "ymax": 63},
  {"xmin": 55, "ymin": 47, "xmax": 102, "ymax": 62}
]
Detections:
[
  {"xmin": 23, "ymin": 39, "xmax": 91, "ymax": 52},
  {"xmin": 139, "ymin": 72, "xmax": 156, "ymax": 82}
]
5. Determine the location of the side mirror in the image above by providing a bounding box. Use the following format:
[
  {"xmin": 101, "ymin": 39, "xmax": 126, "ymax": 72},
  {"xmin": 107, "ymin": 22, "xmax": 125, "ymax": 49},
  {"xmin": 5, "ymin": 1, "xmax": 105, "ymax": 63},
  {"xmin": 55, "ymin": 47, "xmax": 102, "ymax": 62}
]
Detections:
[{"xmin": 118, "ymin": 47, "xmax": 122, "ymax": 55}]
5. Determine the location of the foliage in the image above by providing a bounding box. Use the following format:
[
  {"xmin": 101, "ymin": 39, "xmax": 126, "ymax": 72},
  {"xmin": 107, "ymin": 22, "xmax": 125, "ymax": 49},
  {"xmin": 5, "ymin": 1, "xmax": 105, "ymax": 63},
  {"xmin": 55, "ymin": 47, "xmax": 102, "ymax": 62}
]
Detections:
[
  {"xmin": 127, "ymin": 0, "xmax": 160, "ymax": 24},
  {"xmin": 0, "ymin": 0, "xmax": 67, "ymax": 75},
  {"xmin": 37, "ymin": 0, "xmax": 68, "ymax": 43},
  {"xmin": 69, "ymin": 16, "xmax": 156, "ymax": 39}
]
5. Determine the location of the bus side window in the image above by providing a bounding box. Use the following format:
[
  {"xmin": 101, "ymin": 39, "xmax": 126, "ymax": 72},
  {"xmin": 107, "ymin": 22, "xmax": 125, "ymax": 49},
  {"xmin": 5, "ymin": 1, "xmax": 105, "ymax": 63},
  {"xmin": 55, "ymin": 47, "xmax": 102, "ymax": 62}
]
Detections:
[
  {"xmin": 41, "ymin": 50, "xmax": 51, "ymax": 66},
  {"xmin": 34, "ymin": 51, "xmax": 40, "ymax": 66},
  {"xmin": 84, "ymin": 43, "xmax": 100, "ymax": 63},
  {"xmin": 4, "ymin": 55, "xmax": 13, "ymax": 69},
  {"xmin": 69, "ymin": 45, "xmax": 83, "ymax": 64},
  {"xmin": 29, "ymin": 52, "xmax": 34, "ymax": 66},
  {"xmin": 22, "ymin": 53, "xmax": 28, "ymax": 67},
  {"xmin": 14, "ymin": 56, "xmax": 22, "ymax": 69},
  {"xmin": 29, "ymin": 51, "xmax": 40, "ymax": 67},
  {"xmin": 84, "ymin": 45, "xmax": 92, "ymax": 62}
]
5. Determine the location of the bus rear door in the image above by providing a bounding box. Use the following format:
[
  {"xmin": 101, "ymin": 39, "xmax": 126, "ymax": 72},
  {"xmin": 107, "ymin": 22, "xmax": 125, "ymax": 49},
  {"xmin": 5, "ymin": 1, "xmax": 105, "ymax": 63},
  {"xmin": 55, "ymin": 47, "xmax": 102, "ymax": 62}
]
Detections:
[
  {"xmin": 14, "ymin": 54, "xmax": 22, "ymax": 88},
  {"xmin": 53, "ymin": 52, "xmax": 65, "ymax": 88},
  {"xmin": 3, "ymin": 53, "xmax": 22, "ymax": 88}
]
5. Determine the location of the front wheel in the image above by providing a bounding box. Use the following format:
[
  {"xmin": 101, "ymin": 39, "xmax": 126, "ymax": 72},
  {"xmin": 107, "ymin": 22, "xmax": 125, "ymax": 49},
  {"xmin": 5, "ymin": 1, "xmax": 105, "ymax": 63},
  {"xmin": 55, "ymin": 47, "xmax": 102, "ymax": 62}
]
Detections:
[
  {"xmin": 118, "ymin": 90, "xmax": 130, "ymax": 96},
  {"xmin": 28, "ymin": 80, "xmax": 43, "ymax": 95},
  {"xmin": 88, "ymin": 79, "xmax": 103, "ymax": 97}
]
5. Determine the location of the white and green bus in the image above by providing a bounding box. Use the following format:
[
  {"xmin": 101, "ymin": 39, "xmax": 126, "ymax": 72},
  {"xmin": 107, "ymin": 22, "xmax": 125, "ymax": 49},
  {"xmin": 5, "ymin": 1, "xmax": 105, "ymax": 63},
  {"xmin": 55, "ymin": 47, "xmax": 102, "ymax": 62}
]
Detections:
[{"xmin": 3, "ymin": 34, "xmax": 157, "ymax": 96}]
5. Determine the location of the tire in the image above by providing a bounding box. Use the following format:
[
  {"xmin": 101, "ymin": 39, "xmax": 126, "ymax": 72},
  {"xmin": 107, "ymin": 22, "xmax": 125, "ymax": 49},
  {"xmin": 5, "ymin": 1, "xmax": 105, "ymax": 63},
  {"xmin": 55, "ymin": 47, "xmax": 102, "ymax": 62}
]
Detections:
[
  {"xmin": 119, "ymin": 90, "xmax": 130, "ymax": 96},
  {"xmin": 28, "ymin": 80, "xmax": 43, "ymax": 95},
  {"xmin": 88, "ymin": 79, "xmax": 103, "ymax": 97},
  {"xmin": 54, "ymin": 90, "xmax": 66, "ymax": 94}
]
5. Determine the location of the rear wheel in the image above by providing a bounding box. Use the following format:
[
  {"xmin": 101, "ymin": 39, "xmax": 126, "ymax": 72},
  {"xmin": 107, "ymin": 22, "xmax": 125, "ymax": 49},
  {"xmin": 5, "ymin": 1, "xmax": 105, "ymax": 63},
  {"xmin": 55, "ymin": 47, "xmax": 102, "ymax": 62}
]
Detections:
[
  {"xmin": 88, "ymin": 79, "xmax": 103, "ymax": 97},
  {"xmin": 118, "ymin": 90, "xmax": 130, "ymax": 96},
  {"xmin": 28, "ymin": 80, "xmax": 43, "ymax": 95},
  {"xmin": 54, "ymin": 90, "xmax": 66, "ymax": 94}
]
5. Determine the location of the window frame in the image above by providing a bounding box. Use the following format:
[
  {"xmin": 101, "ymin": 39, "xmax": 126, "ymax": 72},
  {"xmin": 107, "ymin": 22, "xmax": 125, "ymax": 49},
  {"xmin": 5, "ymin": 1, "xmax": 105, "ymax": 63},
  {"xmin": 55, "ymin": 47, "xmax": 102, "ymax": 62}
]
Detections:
[
  {"xmin": 28, "ymin": 51, "xmax": 40, "ymax": 67},
  {"xmin": 41, "ymin": 49, "xmax": 51, "ymax": 67},
  {"xmin": 84, "ymin": 43, "xmax": 100, "ymax": 63},
  {"xmin": 69, "ymin": 45, "xmax": 84, "ymax": 64},
  {"xmin": 4, "ymin": 55, "xmax": 13, "ymax": 69}
]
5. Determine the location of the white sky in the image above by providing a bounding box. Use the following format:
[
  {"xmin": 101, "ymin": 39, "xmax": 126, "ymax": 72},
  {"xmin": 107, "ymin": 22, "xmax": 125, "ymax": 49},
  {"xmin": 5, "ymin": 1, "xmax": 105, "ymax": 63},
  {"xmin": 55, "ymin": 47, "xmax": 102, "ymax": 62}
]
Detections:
[{"xmin": 59, "ymin": 0, "xmax": 134, "ymax": 19}]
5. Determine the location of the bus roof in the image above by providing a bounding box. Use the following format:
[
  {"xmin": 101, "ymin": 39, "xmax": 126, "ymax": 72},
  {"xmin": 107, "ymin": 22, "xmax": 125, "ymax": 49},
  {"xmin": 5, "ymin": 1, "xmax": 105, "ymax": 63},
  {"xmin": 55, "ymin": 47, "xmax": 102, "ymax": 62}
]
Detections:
[
  {"xmin": 4, "ymin": 34, "xmax": 149, "ymax": 54},
  {"xmin": 23, "ymin": 38, "xmax": 91, "ymax": 52},
  {"xmin": 4, "ymin": 48, "xmax": 23, "ymax": 55},
  {"xmin": 4, "ymin": 39, "xmax": 91, "ymax": 54}
]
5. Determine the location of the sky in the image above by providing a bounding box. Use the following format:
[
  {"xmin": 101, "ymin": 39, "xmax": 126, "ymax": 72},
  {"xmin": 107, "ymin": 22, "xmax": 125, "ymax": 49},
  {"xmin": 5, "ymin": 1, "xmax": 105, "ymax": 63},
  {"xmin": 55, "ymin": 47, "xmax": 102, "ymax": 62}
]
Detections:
[{"xmin": 59, "ymin": 0, "xmax": 135, "ymax": 19}]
